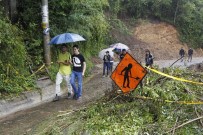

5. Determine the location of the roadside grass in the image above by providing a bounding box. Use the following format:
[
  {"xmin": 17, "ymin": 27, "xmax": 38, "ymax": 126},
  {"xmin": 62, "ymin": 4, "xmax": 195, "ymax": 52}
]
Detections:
[{"xmin": 32, "ymin": 67, "xmax": 203, "ymax": 135}]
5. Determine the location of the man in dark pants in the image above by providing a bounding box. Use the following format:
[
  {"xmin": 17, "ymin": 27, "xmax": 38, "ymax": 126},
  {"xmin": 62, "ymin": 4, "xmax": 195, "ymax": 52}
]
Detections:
[
  {"xmin": 179, "ymin": 47, "xmax": 185, "ymax": 62},
  {"xmin": 188, "ymin": 48, "xmax": 193, "ymax": 62},
  {"xmin": 145, "ymin": 50, "xmax": 154, "ymax": 68},
  {"xmin": 103, "ymin": 51, "xmax": 111, "ymax": 77}
]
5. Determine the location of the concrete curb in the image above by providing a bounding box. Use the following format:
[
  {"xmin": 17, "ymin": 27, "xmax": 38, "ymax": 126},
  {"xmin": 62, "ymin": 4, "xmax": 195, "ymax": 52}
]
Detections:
[{"xmin": 0, "ymin": 79, "xmax": 67, "ymax": 120}]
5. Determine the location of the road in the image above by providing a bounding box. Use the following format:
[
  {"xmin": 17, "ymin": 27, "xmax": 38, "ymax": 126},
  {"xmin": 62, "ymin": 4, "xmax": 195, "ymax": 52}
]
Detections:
[{"xmin": 154, "ymin": 57, "xmax": 203, "ymax": 68}]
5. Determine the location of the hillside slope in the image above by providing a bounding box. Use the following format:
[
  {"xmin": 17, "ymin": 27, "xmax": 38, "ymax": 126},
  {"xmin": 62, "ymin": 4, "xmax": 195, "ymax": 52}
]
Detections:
[
  {"xmin": 134, "ymin": 21, "xmax": 203, "ymax": 60},
  {"xmin": 111, "ymin": 20, "xmax": 203, "ymax": 62}
]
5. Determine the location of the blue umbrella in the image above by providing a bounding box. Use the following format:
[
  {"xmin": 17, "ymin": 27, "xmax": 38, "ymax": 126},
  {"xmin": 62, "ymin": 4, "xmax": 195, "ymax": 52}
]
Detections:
[{"xmin": 49, "ymin": 33, "xmax": 86, "ymax": 45}]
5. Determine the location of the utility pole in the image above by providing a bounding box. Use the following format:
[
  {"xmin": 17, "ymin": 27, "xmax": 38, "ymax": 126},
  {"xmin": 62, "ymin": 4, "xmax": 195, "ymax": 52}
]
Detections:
[{"xmin": 41, "ymin": 0, "xmax": 51, "ymax": 66}]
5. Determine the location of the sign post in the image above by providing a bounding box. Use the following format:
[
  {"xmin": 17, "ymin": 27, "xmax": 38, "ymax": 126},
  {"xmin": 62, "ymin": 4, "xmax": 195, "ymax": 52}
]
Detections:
[{"xmin": 111, "ymin": 53, "xmax": 147, "ymax": 93}]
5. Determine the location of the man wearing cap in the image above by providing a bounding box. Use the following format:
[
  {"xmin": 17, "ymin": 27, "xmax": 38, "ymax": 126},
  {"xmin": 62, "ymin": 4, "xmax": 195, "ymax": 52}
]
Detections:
[{"xmin": 103, "ymin": 51, "xmax": 111, "ymax": 77}]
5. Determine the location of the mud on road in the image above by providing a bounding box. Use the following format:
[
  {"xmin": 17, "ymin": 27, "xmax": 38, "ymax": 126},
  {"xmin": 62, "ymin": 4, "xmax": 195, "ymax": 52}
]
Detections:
[{"xmin": 0, "ymin": 66, "xmax": 112, "ymax": 135}]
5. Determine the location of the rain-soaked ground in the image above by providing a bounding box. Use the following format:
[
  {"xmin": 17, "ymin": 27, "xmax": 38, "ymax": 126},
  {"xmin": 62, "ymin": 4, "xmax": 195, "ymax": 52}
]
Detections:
[
  {"xmin": 0, "ymin": 57, "xmax": 202, "ymax": 135},
  {"xmin": 0, "ymin": 64, "xmax": 113, "ymax": 135}
]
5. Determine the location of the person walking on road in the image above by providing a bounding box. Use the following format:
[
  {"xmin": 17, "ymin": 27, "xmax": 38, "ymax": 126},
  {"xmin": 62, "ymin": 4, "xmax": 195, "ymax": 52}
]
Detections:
[
  {"xmin": 145, "ymin": 49, "xmax": 154, "ymax": 68},
  {"xmin": 179, "ymin": 47, "xmax": 185, "ymax": 62},
  {"xmin": 70, "ymin": 45, "xmax": 86, "ymax": 100},
  {"xmin": 102, "ymin": 51, "xmax": 111, "ymax": 77},
  {"xmin": 188, "ymin": 48, "xmax": 193, "ymax": 62},
  {"xmin": 53, "ymin": 45, "xmax": 73, "ymax": 102}
]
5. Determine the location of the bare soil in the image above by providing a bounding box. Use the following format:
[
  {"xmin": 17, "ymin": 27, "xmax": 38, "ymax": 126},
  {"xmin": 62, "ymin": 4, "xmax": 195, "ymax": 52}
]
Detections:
[
  {"xmin": 111, "ymin": 20, "xmax": 203, "ymax": 62},
  {"xmin": 134, "ymin": 21, "xmax": 203, "ymax": 60}
]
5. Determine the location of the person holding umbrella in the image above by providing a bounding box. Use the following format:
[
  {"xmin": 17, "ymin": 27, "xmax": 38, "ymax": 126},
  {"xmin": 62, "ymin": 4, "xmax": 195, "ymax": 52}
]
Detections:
[
  {"xmin": 49, "ymin": 32, "xmax": 86, "ymax": 101},
  {"xmin": 120, "ymin": 49, "xmax": 127, "ymax": 60},
  {"xmin": 53, "ymin": 45, "xmax": 73, "ymax": 102},
  {"xmin": 70, "ymin": 45, "xmax": 86, "ymax": 100},
  {"xmin": 103, "ymin": 51, "xmax": 111, "ymax": 77}
]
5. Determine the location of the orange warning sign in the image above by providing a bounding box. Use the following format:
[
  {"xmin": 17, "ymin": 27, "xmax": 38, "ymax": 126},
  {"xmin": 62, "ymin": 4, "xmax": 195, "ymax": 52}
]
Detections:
[{"xmin": 111, "ymin": 53, "xmax": 147, "ymax": 93}]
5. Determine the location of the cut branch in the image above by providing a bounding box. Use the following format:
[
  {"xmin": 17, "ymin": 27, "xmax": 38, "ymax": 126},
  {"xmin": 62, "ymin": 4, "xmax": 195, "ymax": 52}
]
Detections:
[
  {"xmin": 195, "ymin": 106, "xmax": 203, "ymax": 127},
  {"xmin": 172, "ymin": 117, "xmax": 179, "ymax": 135},
  {"xmin": 166, "ymin": 116, "xmax": 203, "ymax": 133}
]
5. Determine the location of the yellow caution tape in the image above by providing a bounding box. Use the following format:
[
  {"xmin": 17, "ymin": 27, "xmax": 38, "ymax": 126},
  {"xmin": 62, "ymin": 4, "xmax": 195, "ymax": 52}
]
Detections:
[
  {"xmin": 30, "ymin": 64, "xmax": 45, "ymax": 77},
  {"xmin": 145, "ymin": 67, "xmax": 203, "ymax": 85},
  {"xmin": 131, "ymin": 67, "xmax": 203, "ymax": 104},
  {"xmin": 164, "ymin": 100, "xmax": 203, "ymax": 105},
  {"xmin": 29, "ymin": 62, "xmax": 53, "ymax": 77},
  {"xmin": 133, "ymin": 95, "xmax": 203, "ymax": 105}
]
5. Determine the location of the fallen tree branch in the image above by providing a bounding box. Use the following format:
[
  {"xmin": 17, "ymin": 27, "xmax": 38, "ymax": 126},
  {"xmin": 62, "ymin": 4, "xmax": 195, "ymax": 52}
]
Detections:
[
  {"xmin": 169, "ymin": 56, "xmax": 184, "ymax": 68},
  {"xmin": 153, "ymin": 76, "xmax": 166, "ymax": 86},
  {"xmin": 57, "ymin": 110, "xmax": 75, "ymax": 117},
  {"xmin": 172, "ymin": 117, "xmax": 179, "ymax": 135},
  {"xmin": 57, "ymin": 107, "xmax": 87, "ymax": 117},
  {"xmin": 166, "ymin": 115, "xmax": 203, "ymax": 133},
  {"xmin": 195, "ymin": 106, "xmax": 203, "ymax": 127},
  {"xmin": 106, "ymin": 95, "xmax": 120, "ymax": 104}
]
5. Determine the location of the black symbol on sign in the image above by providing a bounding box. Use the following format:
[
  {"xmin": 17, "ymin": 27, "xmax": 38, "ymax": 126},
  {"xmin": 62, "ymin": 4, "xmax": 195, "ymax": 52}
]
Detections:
[{"xmin": 120, "ymin": 63, "xmax": 140, "ymax": 88}]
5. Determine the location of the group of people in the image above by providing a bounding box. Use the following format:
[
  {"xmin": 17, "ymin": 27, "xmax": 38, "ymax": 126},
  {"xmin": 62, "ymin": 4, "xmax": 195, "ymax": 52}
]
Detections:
[
  {"xmin": 102, "ymin": 48, "xmax": 154, "ymax": 77},
  {"xmin": 102, "ymin": 49, "xmax": 127, "ymax": 77},
  {"xmin": 103, "ymin": 46, "xmax": 194, "ymax": 80},
  {"xmin": 143, "ymin": 47, "xmax": 194, "ymax": 68},
  {"xmin": 53, "ymin": 44, "xmax": 86, "ymax": 102},
  {"xmin": 54, "ymin": 45, "xmax": 194, "ymax": 101},
  {"xmin": 179, "ymin": 47, "xmax": 193, "ymax": 62}
]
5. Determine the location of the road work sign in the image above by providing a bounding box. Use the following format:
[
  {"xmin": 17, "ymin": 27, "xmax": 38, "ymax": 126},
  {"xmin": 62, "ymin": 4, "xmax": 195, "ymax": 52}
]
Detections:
[{"xmin": 111, "ymin": 53, "xmax": 147, "ymax": 93}]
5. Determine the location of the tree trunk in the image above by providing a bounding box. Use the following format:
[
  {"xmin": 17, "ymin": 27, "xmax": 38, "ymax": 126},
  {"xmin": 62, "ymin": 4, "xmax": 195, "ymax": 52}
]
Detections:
[
  {"xmin": 9, "ymin": 0, "xmax": 18, "ymax": 23},
  {"xmin": 1, "ymin": 0, "xmax": 18, "ymax": 23},
  {"xmin": 173, "ymin": 0, "xmax": 180, "ymax": 25}
]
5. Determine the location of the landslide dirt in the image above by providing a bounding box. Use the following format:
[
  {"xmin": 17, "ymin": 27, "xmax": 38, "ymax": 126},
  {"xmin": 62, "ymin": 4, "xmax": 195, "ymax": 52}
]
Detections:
[
  {"xmin": 111, "ymin": 20, "xmax": 203, "ymax": 62},
  {"xmin": 135, "ymin": 21, "xmax": 203, "ymax": 59}
]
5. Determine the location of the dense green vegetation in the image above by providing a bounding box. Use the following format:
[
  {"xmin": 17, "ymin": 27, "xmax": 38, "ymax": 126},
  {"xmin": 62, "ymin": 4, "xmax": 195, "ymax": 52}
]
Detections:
[
  {"xmin": 109, "ymin": 0, "xmax": 203, "ymax": 48},
  {"xmin": 17, "ymin": 0, "xmax": 109, "ymax": 62},
  {"xmin": 0, "ymin": 0, "xmax": 203, "ymax": 95},
  {"xmin": 0, "ymin": 0, "xmax": 109, "ymax": 95},
  {"xmin": 31, "ymin": 67, "xmax": 203, "ymax": 134},
  {"xmin": 0, "ymin": 18, "xmax": 36, "ymax": 95}
]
